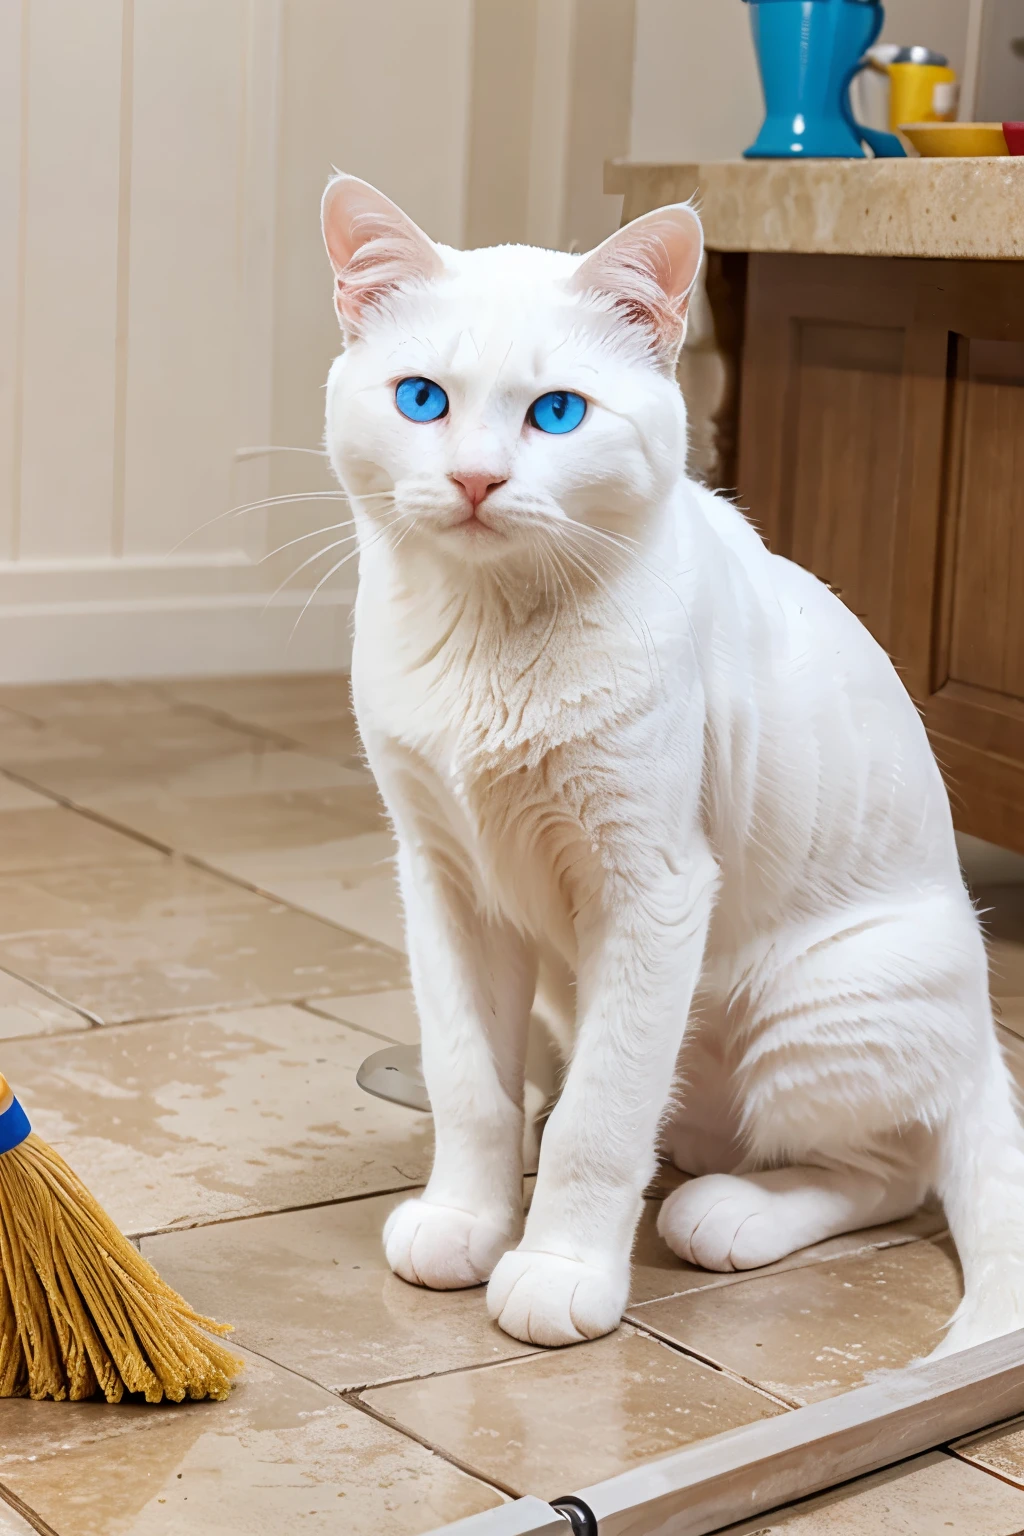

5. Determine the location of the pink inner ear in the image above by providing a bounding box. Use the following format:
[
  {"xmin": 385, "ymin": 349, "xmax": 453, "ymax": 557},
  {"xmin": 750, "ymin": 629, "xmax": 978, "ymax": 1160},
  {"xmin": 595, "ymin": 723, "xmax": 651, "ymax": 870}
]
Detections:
[
  {"xmin": 334, "ymin": 218, "xmax": 434, "ymax": 328},
  {"xmin": 571, "ymin": 205, "xmax": 704, "ymax": 356},
  {"xmin": 321, "ymin": 174, "xmax": 442, "ymax": 332}
]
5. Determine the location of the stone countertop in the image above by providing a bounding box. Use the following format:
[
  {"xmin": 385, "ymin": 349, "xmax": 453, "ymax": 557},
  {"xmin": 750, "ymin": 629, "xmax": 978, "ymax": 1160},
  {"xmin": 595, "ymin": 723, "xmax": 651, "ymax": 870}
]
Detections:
[{"xmin": 605, "ymin": 158, "xmax": 1024, "ymax": 260}]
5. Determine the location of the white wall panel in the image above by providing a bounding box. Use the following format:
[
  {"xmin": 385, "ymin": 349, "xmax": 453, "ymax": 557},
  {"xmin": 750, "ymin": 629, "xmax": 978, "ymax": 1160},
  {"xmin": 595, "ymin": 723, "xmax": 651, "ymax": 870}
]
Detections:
[
  {"xmin": 0, "ymin": 0, "xmax": 635, "ymax": 682},
  {"xmin": 630, "ymin": 0, "xmax": 762, "ymax": 163},
  {"xmin": 121, "ymin": 0, "xmax": 248, "ymax": 559},
  {"xmin": 0, "ymin": 0, "xmax": 25, "ymax": 561},
  {"xmin": 0, "ymin": 0, "xmax": 25, "ymax": 565},
  {"xmin": 267, "ymin": 0, "xmax": 475, "ymax": 576},
  {"xmin": 17, "ymin": 0, "xmax": 124, "ymax": 560}
]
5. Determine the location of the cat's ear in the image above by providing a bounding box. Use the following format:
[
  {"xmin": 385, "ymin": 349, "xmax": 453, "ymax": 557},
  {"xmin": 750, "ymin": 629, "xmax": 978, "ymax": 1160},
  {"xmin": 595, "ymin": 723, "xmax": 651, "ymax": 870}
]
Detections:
[
  {"xmin": 321, "ymin": 173, "xmax": 443, "ymax": 337},
  {"xmin": 570, "ymin": 203, "xmax": 704, "ymax": 365}
]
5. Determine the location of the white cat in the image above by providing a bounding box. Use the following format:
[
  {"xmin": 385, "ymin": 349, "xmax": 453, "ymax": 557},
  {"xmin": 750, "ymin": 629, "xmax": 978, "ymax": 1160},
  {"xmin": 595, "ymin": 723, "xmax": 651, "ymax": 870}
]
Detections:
[{"xmin": 320, "ymin": 173, "xmax": 1024, "ymax": 1353}]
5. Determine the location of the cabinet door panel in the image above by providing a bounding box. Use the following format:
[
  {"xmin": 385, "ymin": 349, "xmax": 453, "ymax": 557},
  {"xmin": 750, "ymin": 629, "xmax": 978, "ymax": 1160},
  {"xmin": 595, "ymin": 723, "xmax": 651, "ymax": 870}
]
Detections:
[
  {"xmin": 737, "ymin": 254, "xmax": 1024, "ymax": 856},
  {"xmin": 947, "ymin": 339, "xmax": 1024, "ymax": 699},
  {"xmin": 787, "ymin": 321, "xmax": 905, "ymax": 647}
]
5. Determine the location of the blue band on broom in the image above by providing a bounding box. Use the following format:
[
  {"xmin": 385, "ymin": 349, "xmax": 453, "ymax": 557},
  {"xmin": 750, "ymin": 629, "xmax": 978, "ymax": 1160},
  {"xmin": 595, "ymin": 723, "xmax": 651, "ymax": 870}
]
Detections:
[{"xmin": 0, "ymin": 1073, "xmax": 242, "ymax": 1403}]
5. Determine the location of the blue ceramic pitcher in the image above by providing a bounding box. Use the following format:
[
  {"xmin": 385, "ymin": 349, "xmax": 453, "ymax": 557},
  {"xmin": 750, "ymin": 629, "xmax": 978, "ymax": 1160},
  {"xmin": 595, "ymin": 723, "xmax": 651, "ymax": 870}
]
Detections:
[{"xmin": 743, "ymin": 0, "xmax": 906, "ymax": 158}]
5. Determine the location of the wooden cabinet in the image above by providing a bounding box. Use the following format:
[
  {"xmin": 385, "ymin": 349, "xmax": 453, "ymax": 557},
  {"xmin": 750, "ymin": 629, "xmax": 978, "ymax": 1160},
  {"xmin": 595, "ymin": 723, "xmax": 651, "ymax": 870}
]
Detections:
[{"xmin": 734, "ymin": 254, "xmax": 1024, "ymax": 855}]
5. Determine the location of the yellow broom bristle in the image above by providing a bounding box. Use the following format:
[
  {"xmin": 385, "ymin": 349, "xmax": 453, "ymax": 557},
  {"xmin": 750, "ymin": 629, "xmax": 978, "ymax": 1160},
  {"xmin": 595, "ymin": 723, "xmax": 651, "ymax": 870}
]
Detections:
[{"xmin": 0, "ymin": 1133, "xmax": 243, "ymax": 1403}]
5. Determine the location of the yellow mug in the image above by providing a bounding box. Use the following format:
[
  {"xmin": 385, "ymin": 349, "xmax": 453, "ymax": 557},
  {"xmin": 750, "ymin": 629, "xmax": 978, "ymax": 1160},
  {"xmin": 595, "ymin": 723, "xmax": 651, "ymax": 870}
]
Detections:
[
  {"xmin": 887, "ymin": 61, "xmax": 958, "ymax": 126},
  {"xmin": 869, "ymin": 47, "xmax": 959, "ymax": 130}
]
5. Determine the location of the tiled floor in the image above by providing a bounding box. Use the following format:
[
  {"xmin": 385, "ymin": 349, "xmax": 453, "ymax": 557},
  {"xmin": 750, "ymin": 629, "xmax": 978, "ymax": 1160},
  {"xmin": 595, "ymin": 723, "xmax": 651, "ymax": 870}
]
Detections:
[{"xmin": 1, "ymin": 673, "xmax": 1023, "ymax": 1535}]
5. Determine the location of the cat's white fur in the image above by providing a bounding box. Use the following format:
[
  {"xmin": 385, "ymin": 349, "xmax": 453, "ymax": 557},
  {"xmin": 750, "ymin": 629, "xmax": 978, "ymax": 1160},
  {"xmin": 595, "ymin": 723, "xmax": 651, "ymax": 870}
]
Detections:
[{"xmin": 321, "ymin": 173, "xmax": 1024, "ymax": 1352}]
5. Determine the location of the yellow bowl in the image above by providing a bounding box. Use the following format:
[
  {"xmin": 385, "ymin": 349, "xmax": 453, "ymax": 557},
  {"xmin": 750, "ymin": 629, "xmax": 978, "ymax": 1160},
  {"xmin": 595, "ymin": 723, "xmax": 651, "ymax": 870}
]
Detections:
[{"xmin": 900, "ymin": 122, "xmax": 1008, "ymax": 157}]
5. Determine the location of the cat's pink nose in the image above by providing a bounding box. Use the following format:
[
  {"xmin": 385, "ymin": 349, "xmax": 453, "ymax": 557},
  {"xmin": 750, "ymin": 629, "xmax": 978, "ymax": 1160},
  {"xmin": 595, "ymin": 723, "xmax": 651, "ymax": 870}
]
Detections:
[{"xmin": 449, "ymin": 471, "xmax": 507, "ymax": 508}]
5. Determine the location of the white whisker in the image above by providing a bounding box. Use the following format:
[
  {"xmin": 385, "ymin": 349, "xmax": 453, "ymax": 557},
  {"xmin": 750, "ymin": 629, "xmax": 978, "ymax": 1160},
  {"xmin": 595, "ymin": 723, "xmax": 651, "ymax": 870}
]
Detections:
[
  {"xmin": 264, "ymin": 534, "xmax": 362, "ymax": 612},
  {"xmin": 287, "ymin": 520, "xmax": 404, "ymax": 644},
  {"xmin": 259, "ymin": 521, "xmax": 357, "ymax": 564},
  {"xmin": 171, "ymin": 486, "xmax": 395, "ymax": 558},
  {"xmin": 169, "ymin": 491, "xmax": 349, "ymax": 555}
]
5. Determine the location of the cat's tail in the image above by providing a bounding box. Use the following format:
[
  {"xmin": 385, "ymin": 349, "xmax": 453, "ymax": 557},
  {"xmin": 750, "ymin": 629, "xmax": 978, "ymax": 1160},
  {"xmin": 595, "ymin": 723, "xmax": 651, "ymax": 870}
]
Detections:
[{"xmin": 931, "ymin": 1039, "xmax": 1024, "ymax": 1357}]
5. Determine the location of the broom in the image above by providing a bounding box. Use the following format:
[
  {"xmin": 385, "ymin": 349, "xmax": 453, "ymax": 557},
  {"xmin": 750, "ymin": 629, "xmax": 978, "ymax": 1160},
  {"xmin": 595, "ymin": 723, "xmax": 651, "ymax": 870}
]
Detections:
[{"xmin": 0, "ymin": 1072, "xmax": 243, "ymax": 1403}]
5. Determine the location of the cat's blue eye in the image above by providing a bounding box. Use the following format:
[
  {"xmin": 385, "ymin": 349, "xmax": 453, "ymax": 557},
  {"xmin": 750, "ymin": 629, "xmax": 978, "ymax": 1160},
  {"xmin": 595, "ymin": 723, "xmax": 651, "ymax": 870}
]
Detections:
[
  {"xmin": 395, "ymin": 377, "xmax": 449, "ymax": 423},
  {"xmin": 528, "ymin": 391, "xmax": 586, "ymax": 435}
]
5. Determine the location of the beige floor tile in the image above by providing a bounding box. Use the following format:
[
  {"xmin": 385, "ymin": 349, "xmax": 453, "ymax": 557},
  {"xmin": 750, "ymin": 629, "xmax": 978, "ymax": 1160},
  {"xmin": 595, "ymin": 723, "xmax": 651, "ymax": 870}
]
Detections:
[
  {"xmin": 0, "ymin": 787, "xmax": 157, "ymax": 873},
  {"xmin": 79, "ymin": 749, "xmax": 364, "ymax": 816},
  {"xmin": 628, "ymin": 1198, "xmax": 948, "ymax": 1306},
  {"xmin": 0, "ymin": 1347, "xmax": 501, "ymax": 1536},
  {"xmin": 721, "ymin": 1450, "xmax": 1024, "ymax": 1535},
  {"xmin": 0, "ymin": 776, "xmax": 56, "ymax": 811},
  {"xmin": 0, "ymin": 860, "xmax": 405, "ymax": 1024},
  {"xmin": 213, "ymin": 827, "xmax": 393, "ymax": 874},
  {"xmin": 165, "ymin": 673, "xmax": 350, "ymax": 720},
  {"xmin": 262, "ymin": 712, "xmax": 364, "ymax": 761},
  {"xmin": 630, "ymin": 1236, "xmax": 961, "ymax": 1405},
  {"xmin": 953, "ymin": 1412, "xmax": 1024, "ymax": 1487},
  {"xmin": 0, "ymin": 679, "xmax": 171, "ymax": 720},
  {"xmin": 1, "ymin": 719, "xmax": 369, "ymax": 835},
  {"xmin": 142, "ymin": 1189, "xmax": 536, "ymax": 1392},
  {"xmin": 0, "ymin": 968, "xmax": 89, "ymax": 1039},
  {"xmin": 363, "ymin": 1327, "xmax": 784, "ymax": 1500},
  {"xmin": 244, "ymin": 859, "xmax": 405, "ymax": 951},
  {"xmin": 0, "ymin": 709, "xmax": 263, "ymax": 786},
  {"xmin": 165, "ymin": 674, "xmax": 365, "ymax": 765},
  {"xmin": 201, "ymin": 824, "xmax": 404, "ymax": 951},
  {"xmin": 3, "ymin": 1006, "xmax": 432, "ymax": 1235},
  {"xmin": 0, "ymin": 1500, "xmax": 39, "ymax": 1535},
  {"xmin": 0, "ymin": 704, "xmax": 33, "ymax": 733},
  {"xmin": 86, "ymin": 784, "xmax": 385, "ymax": 861},
  {"xmin": 311, "ymin": 988, "xmax": 420, "ymax": 1045}
]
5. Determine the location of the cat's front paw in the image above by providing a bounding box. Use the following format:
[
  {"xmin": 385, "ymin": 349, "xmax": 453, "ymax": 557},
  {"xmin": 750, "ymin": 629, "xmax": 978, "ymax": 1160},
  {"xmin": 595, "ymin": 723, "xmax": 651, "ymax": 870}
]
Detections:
[
  {"xmin": 486, "ymin": 1249, "xmax": 628, "ymax": 1346},
  {"xmin": 383, "ymin": 1198, "xmax": 517, "ymax": 1290}
]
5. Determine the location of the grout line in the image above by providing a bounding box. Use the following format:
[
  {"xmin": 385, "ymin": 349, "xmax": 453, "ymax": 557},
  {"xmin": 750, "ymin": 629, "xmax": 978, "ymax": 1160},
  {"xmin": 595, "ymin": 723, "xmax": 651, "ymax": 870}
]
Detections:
[
  {"xmin": 947, "ymin": 1444, "xmax": 1024, "ymax": 1494},
  {"xmin": 11, "ymin": 983, "xmax": 413, "ymax": 1037},
  {"xmin": 131, "ymin": 1179, "xmax": 426, "ymax": 1242},
  {"xmin": 152, "ymin": 696, "xmax": 306, "ymax": 750},
  {"xmin": 147, "ymin": 685, "xmax": 363, "ymax": 763},
  {"xmin": 625, "ymin": 1229, "xmax": 948, "ymax": 1313},
  {"xmin": 0, "ymin": 765, "xmax": 406, "ymax": 963},
  {"xmin": 133, "ymin": 1331, "xmax": 510, "ymax": 1496},
  {"xmin": 0, "ymin": 701, "xmax": 46, "ymax": 727},
  {"xmin": 329, "ymin": 1344, "xmax": 551, "ymax": 1399},
  {"xmin": 345, "ymin": 1392, "xmax": 526, "ymax": 1502},
  {"xmin": 623, "ymin": 1314, "xmax": 801, "ymax": 1411},
  {"xmin": 0, "ymin": 766, "xmax": 177, "ymax": 856},
  {"xmin": 0, "ymin": 1481, "xmax": 59, "ymax": 1536},
  {"xmin": 296, "ymin": 998, "xmax": 409, "ymax": 1048},
  {"xmin": 207, "ymin": 1321, "xmax": 545, "ymax": 1405},
  {"xmin": 176, "ymin": 847, "xmax": 406, "ymax": 957},
  {"xmin": 0, "ymin": 981, "xmax": 415, "ymax": 1043},
  {"xmin": 0, "ymin": 961, "xmax": 103, "ymax": 1028}
]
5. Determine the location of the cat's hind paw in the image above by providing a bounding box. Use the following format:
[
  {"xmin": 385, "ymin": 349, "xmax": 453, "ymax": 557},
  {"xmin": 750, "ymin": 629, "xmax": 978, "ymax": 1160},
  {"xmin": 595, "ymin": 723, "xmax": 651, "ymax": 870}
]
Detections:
[
  {"xmin": 657, "ymin": 1173, "xmax": 790, "ymax": 1271},
  {"xmin": 486, "ymin": 1249, "xmax": 628, "ymax": 1346},
  {"xmin": 383, "ymin": 1198, "xmax": 516, "ymax": 1290}
]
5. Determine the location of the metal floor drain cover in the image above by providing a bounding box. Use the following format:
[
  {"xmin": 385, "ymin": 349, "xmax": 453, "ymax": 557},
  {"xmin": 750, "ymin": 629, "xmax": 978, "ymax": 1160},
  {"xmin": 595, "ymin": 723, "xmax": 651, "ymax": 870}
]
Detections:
[{"xmin": 356, "ymin": 1044, "xmax": 430, "ymax": 1113}]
